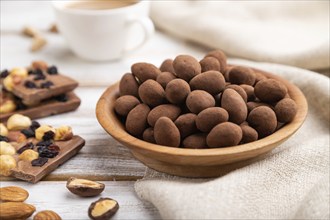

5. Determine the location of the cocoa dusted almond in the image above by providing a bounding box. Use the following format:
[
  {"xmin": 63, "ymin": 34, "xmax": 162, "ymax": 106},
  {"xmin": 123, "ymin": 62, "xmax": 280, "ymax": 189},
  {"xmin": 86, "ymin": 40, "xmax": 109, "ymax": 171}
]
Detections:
[
  {"xmin": 66, "ymin": 177, "xmax": 105, "ymax": 197},
  {"xmin": 88, "ymin": 198, "xmax": 119, "ymax": 220}
]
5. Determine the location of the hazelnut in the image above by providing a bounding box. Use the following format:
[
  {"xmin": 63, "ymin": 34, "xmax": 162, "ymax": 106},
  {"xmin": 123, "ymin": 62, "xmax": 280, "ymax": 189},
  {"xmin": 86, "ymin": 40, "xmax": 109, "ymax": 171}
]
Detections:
[
  {"xmin": 54, "ymin": 126, "xmax": 73, "ymax": 141},
  {"xmin": 18, "ymin": 149, "xmax": 39, "ymax": 162},
  {"xmin": 0, "ymin": 124, "xmax": 8, "ymax": 136},
  {"xmin": 35, "ymin": 125, "xmax": 56, "ymax": 141},
  {"xmin": 88, "ymin": 198, "xmax": 119, "ymax": 220},
  {"xmin": 7, "ymin": 114, "xmax": 32, "ymax": 131},
  {"xmin": 66, "ymin": 177, "xmax": 105, "ymax": 197},
  {"xmin": 10, "ymin": 67, "xmax": 28, "ymax": 77},
  {"xmin": 3, "ymin": 76, "xmax": 14, "ymax": 91},
  {"xmin": 0, "ymin": 142, "xmax": 16, "ymax": 155},
  {"xmin": 0, "ymin": 99, "xmax": 16, "ymax": 114},
  {"xmin": 0, "ymin": 155, "xmax": 17, "ymax": 176}
]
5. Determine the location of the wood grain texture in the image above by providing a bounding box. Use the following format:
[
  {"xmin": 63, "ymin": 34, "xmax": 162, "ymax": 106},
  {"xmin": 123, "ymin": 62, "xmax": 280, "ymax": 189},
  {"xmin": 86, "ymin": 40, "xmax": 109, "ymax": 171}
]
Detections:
[
  {"xmin": 96, "ymin": 67, "xmax": 308, "ymax": 178},
  {"xmin": 1, "ymin": 87, "xmax": 147, "ymax": 182},
  {"xmin": 0, "ymin": 181, "xmax": 161, "ymax": 219}
]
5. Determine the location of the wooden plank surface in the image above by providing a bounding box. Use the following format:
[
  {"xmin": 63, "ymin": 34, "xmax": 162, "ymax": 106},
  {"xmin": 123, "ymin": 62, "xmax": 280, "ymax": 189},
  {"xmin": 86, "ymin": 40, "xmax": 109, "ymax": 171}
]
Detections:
[
  {"xmin": 0, "ymin": 181, "xmax": 161, "ymax": 219},
  {"xmin": 1, "ymin": 87, "xmax": 148, "ymax": 181}
]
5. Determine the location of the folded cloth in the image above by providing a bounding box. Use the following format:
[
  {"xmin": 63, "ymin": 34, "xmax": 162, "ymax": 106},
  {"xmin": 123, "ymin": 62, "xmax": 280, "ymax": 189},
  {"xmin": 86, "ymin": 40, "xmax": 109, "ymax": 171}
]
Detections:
[
  {"xmin": 135, "ymin": 60, "xmax": 330, "ymax": 220},
  {"xmin": 150, "ymin": 1, "xmax": 330, "ymax": 70}
]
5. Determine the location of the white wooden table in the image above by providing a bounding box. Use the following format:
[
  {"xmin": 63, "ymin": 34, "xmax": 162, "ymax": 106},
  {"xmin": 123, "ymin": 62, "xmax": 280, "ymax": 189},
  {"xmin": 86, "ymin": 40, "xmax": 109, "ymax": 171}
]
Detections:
[{"xmin": 0, "ymin": 1, "xmax": 208, "ymax": 219}]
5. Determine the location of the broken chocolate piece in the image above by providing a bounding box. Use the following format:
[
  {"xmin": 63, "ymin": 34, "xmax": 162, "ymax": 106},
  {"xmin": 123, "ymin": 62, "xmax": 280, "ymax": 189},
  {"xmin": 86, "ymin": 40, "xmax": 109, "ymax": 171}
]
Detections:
[
  {"xmin": 31, "ymin": 157, "xmax": 48, "ymax": 166},
  {"xmin": 10, "ymin": 135, "xmax": 85, "ymax": 183}
]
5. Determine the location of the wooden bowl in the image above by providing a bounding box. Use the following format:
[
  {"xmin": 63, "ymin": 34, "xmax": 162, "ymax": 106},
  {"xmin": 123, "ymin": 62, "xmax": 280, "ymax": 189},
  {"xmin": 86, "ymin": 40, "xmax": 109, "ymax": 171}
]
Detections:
[{"xmin": 96, "ymin": 67, "xmax": 308, "ymax": 178}]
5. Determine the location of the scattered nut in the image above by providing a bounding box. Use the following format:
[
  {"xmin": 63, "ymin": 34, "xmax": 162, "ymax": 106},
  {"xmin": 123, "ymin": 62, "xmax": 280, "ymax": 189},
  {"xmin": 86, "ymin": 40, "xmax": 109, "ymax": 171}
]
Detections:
[
  {"xmin": 0, "ymin": 202, "xmax": 35, "ymax": 220},
  {"xmin": 0, "ymin": 186, "xmax": 29, "ymax": 202},
  {"xmin": 0, "ymin": 155, "xmax": 17, "ymax": 176},
  {"xmin": 35, "ymin": 125, "xmax": 56, "ymax": 140},
  {"xmin": 54, "ymin": 126, "xmax": 73, "ymax": 141},
  {"xmin": 88, "ymin": 198, "xmax": 119, "ymax": 220},
  {"xmin": 18, "ymin": 149, "xmax": 39, "ymax": 162},
  {"xmin": 0, "ymin": 142, "xmax": 16, "ymax": 155},
  {"xmin": 34, "ymin": 210, "xmax": 62, "ymax": 220},
  {"xmin": 31, "ymin": 36, "xmax": 47, "ymax": 52},
  {"xmin": 0, "ymin": 123, "xmax": 8, "ymax": 136},
  {"xmin": 66, "ymin": 177, "xmax": 105, "ymax": 197},
  {"xmin": 7, "ymin": 114, "xmax": 32, "ymax": 131},
  {"xmin": 22, "ymin": 26, "xmax": 40, "ymax": 37}
]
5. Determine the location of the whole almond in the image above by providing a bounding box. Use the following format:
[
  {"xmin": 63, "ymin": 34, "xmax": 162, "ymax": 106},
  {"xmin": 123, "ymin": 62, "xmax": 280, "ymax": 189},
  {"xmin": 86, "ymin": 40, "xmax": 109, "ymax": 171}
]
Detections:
[
  {"xmin": 34, "ymin": 210, "xmax": 62, "ymax": 220},
  {"xmin": 0, "ymin": 186, "xmax": 29, "ymax": 202},
  {"xmin": 0, "ymin": 202, "xmax": 35, "ymax": 220}
]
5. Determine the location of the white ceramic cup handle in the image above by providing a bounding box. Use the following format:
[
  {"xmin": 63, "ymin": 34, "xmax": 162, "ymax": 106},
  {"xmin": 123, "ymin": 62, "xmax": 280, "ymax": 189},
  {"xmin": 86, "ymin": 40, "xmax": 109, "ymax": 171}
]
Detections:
[{"xmin": 123, "ymin": 16, "xmax": 154, "ymax": 54}]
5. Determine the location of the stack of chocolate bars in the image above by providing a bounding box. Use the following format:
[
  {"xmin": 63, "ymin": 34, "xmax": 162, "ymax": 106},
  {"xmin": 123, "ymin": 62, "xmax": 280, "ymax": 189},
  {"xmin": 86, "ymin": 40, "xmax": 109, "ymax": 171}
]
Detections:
[{"xmin": 0, "ymin": 61, "xmax": 81, "ymax": 121}]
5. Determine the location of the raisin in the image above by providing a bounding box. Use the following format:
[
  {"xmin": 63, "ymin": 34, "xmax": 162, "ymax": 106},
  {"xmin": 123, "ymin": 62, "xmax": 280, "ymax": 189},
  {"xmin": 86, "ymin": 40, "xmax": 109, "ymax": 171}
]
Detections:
[
  {"xmin": 47, "ymin": 66, "xmax": 58, "ymax": 75},
  {"xmin": 0, "ymin": 69, "xmax": 9, "ymax": 78},
  {"xmin": 48, "ymin": 144, "xmax": 60, "ymax": 153},
  {"xmin": 21, "ymin": 129, "xmax": 35, "ymax": 138},
  {"xmin": 28, "ymin": 69, "xmax": 35, "ymax": 75},
  {"xmin": 15, "ymin": 98, "xmax": 27, "ymax": 110},
  {"xmin": 31, "ymin": 157, "xmax": 48, "ymax": 166},
  {"xmin": 34, "ymin": 73, "xmax": 46, "ymax": 81},
  {"xmin": 24, "ymin": 80, "xmax": 37, "ymax": 89},
  {"xmin": 17, "ymin": 142, "xmax": 34, "ymax": 154},
  {"xmin": 42, "ymin": 130, "xmax": 55, "ymax": 141},
  {"xmin": 0, "ymin": 135, "xmax": 9, "ymax": 142},
  {"xmin": 30, "ymin": 121, "xmax": 40, "ymax": 131},
  {"xmin": 55, "ymin": 94, "xmax": 68, "ymax": 102},
  {"xmin": 36, "ymin": 139, "xmax": 53, "ymax": 147},
  {"xmin": 40, "ymin": 81, "xmax": 54, "ymax": 89},
  {"xmin": 39, "ymin": 148, "xmax": 58, "ymax": 158}
]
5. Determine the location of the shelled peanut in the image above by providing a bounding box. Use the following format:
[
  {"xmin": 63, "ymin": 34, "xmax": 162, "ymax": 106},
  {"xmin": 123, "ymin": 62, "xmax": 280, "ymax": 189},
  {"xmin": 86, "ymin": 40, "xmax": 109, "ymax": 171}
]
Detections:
[{"xmin": 114, "ymin": 50, "xmax": 298, "ymax": 148}]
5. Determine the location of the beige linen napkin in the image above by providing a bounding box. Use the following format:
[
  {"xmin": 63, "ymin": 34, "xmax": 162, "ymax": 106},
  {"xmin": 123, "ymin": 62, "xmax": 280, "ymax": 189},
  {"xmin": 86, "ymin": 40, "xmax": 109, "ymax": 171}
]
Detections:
[
  {"xmin": 150, "ymin": 1, "xmax": 330, "ymax": 70},
  {"xmin": 135, "ymin": 60, "xmax": 330, "ymax": 219}
]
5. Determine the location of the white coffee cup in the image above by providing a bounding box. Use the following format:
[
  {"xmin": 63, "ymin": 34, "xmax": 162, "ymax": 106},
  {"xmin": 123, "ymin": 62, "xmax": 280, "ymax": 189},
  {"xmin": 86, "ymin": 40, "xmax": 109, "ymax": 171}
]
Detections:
[{"xmin": 52, "ymin": 0, "xmax": 154, "ymax": 61}]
